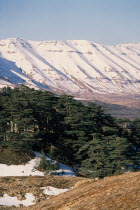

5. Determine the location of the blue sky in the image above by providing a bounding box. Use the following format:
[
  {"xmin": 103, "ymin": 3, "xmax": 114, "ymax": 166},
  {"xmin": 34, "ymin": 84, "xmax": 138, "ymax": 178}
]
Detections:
[{"xmin": 0, "ymin": 0, "xmax": 140, "ymax": 45}]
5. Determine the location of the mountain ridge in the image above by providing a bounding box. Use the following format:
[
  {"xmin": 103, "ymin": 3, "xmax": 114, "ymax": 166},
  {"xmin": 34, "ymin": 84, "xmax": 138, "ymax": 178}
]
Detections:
[{"xmin": 0, "ymin": 38, "xmax": 140, "ymax": 99}]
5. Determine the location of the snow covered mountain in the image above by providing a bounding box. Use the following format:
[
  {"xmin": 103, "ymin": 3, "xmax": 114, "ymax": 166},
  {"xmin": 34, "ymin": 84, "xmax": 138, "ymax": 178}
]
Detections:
[{"xmin": 0, "ymin": 38, "xmax": 140, "ymax": 98}]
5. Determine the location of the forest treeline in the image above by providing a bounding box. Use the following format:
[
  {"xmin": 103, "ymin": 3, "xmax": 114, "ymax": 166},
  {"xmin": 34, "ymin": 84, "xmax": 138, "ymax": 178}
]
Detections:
[{"xmin": 0, "ymin": 86, "xmax": 140, "ymax": 178}]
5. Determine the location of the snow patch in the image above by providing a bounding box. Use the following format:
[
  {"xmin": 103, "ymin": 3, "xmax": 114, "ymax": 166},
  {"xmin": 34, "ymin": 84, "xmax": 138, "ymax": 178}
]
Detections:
[
  {"xmin": 0, "ymin": 152, "xmax": 76, "ymax": 177},
  {"xmin": 41, "ymin": 186, "xmax": 69, "ymax": 196},
  {"xmin": 34, "ymin": 151, "xmax": 76, "ymax": 176},
  {"xmin": 0, "ymin": 157, "xmax": 44, "ymax": 176},
  {"xmin": 0, "ymin": 193, "xmax": 35, "ymax": 207},
  {"xmin": 57, "ymin": 163, "xmax": 76, "ymax": 176}
]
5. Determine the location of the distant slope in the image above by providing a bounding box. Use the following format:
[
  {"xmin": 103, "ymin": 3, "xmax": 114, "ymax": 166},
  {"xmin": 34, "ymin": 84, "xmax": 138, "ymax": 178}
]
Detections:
[
  {"xmin": 94, "ymin": 100, "xmax": 140, "ymax": 120},
  {"xmin": 24, "ymin": 172, "xmax": 140, "ymax": 210},
  {"xmin": 78, "ymin": 95, "xmax": 140, "ymax": 120},
  {"xmin": 0, "ymin": 38, "xmax": 140, "ymax": 98}
]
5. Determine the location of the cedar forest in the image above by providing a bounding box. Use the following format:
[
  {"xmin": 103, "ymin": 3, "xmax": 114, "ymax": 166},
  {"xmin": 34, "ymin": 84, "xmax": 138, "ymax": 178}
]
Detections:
[{"xmin": 0, "ymin": 86, "xmax": 140, "ymax": 178}]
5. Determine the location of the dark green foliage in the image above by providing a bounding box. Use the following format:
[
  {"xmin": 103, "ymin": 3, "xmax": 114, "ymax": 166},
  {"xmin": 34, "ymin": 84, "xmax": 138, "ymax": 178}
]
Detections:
[
  {"xmin": 45, "ymin": 160, "xmax": 59, "ymax": 173},
  {"xmin": 78, "ymin": 134, "xmax": 108, "ymax": 178},
  {"xmin": 128, "ymin": 119, "xmax": 140, "ymax": 167},
  {"xmin": 39, "ymin": 151, "xmax": 47, "ymax": 170},
  {"xmin": 0, "ymin": 86, "xmax": 139, "ymax": 178},
  {"xmin": 38, "ymin": 151, "xmax": 59, "ymax": 172}
]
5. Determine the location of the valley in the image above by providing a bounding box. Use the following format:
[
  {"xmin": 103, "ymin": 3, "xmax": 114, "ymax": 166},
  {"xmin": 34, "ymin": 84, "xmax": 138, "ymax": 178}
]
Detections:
[{"xmin": 1, "ymin": 1, "xmax": 140, "ymax": 210}]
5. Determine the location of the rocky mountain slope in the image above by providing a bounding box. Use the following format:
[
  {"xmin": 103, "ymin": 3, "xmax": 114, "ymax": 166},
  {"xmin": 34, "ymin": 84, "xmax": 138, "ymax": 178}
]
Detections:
[{"xmin": 0, "ymin": 38, "xmax": 140, "ymax": 99}]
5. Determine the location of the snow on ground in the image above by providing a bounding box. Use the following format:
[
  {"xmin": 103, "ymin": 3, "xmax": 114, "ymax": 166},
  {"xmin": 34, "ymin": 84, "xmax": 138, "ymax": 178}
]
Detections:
[
  {"xmin": 0, "ymin": 187, "xmax": 69, "ymax": 207},
  {"xmin": 0, "ymin": 157, "xmax": 44, "ymax": 176},
  {"xmin": 0, "ymin": 193, "xmax": 35, "ymax": 207},
  {"xmin": 34, "ymin": 151, "xmax": 76, "ymax": 177},
  {"xmin": 0, "ymin": 152, "xmax": 76, "ymax": 177},
  {"xmin": 57, "ymin": 163, "xmax": 76, "ymax": 176},
  {"xmin": 41, "ymin": 186, "xmax": 69, "ymax": 196}
]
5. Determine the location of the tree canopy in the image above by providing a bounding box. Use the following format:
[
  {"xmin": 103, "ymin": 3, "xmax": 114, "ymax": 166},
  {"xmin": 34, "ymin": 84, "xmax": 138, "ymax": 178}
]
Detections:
[{"xmin": 0, "ymin": 86, "xmax": 139, "ymax": 177}]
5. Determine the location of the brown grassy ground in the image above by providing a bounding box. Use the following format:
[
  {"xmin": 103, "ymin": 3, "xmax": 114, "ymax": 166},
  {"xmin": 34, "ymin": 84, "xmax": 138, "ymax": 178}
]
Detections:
[
  {"xmin": 24, "ymin": 172, "xmax": 140, "ymax": 210},
  {"xmin": 0, "ymin": 175, "xmax": 86, "ymax": 209},
  {"xmin": 89, "ymin": 93, "xmax": 140, "ymax": 109},
  {"xmin": 0, "ymin": 172, "xmax": 140, "ymax": 210}
]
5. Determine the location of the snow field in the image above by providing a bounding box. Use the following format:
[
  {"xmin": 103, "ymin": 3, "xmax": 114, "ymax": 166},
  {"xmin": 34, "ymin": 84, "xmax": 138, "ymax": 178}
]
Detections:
[{"xmin": 0, "ymin": 38, "xmax": 140, "ymax": 94}]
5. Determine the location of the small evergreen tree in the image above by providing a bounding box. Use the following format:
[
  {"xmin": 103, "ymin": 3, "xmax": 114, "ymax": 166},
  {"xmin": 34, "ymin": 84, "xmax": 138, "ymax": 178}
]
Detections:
[{"xmin": 39, "ymin": 151, "xmax": 47, "ymax": 170}]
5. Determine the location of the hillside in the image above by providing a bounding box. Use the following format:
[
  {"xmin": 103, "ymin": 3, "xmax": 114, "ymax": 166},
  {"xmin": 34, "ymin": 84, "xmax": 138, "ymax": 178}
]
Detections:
[
  {"xmin": 0, "ymin": 175, "xmax": 85, "ymax": 209},
  {"xmin": 0, "ymin": 39, "xmax": 140, "ymax": 99},
  {"xmin": 0, "ymin": 172, "xmax": 139, "ymax": 209},
  {"xmin": 23, "ymin": 172, "xmax": 140, "ymax": 210},
  {"xmin": 93, "ymin": 100, "xmax": 140, "ymax": 120}
]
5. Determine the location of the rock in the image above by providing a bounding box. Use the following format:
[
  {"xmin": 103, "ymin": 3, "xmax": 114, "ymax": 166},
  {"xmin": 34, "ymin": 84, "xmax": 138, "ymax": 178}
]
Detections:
[
  {"xmin": 19, "ymin": 204, "xmax": 24, "ymax": 207},
  {"xmin": 39, "ymin": 193, "xmax": 44, "ymax": 197},
  {"xmin": 17, "ymin": 193, "xmax": 25, "ymax": 200},
  {"xmin": 36, "ymin": 198, "xmax": 41, "ymax": 203}
]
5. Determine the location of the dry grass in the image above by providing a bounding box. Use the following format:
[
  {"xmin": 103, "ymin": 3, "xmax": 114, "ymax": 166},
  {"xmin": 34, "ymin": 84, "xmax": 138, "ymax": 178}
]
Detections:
[
  {"xmin": 0, "ymin": 175, "xmax": 85, "ymax": 209},
  {"xmin": 23, "ymin": 172, "xmax": 140, "ymax": 210},
  {"xmin": 0, "ymin": 172, "xmax": 140, "ymax": 210},
  {"xmin": 0, "ymin": 148, "xmax": 34, "ymax": 165}
]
